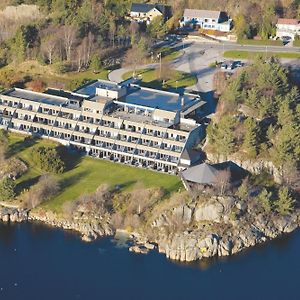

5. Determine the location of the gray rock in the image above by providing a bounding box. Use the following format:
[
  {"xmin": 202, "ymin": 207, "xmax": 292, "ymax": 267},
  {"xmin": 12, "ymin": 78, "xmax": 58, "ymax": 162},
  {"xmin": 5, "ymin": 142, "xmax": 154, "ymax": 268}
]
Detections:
[{"xmin": 195, "ymin": 202, "xmax": 224, "ymax": 222}]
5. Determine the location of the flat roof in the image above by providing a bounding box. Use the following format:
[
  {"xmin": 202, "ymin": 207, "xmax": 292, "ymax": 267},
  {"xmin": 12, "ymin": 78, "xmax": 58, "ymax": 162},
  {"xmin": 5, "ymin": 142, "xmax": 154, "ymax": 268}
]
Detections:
[
  {"xmin": 4, "ymin": 88, "xmax": 68, "ymax": 106},
  {"xmin": 75, "ymin": 80, "xmax": 122, "ymax": 97},
  {"xmin": 123, "ymin": 86, "xmax": 198, "ymax": 112}
]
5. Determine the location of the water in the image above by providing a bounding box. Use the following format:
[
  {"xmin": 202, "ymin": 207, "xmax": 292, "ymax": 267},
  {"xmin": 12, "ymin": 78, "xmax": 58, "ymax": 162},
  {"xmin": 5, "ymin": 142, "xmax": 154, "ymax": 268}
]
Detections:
[{"xmin": 0, "ymin": 222, "xmax": 299, "ymax": 300}]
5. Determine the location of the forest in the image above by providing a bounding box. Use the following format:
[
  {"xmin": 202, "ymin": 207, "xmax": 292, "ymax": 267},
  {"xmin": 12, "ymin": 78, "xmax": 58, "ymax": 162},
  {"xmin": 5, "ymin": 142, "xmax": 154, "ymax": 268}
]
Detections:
[{"xmin": 0, "ymin": 0, "xmax": 299, "ymax": 90}]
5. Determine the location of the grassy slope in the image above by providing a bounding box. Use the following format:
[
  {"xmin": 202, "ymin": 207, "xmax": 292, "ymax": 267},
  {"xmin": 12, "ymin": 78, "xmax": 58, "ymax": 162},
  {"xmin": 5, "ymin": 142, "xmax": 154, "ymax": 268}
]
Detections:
[
  {"xmin": 223, "ymin": 50, "xmax": 300, "ymax": 59},
  {"xmin": 122, "ymin": 68, "xmax": 197, "ymax": 91},
  {"xmin": 8, "ymin": 133, "xmax": 182, "ymax": 212},
  {"xmin": 0, "ymin": 61, "xmax": 109, "ymax": 90}
]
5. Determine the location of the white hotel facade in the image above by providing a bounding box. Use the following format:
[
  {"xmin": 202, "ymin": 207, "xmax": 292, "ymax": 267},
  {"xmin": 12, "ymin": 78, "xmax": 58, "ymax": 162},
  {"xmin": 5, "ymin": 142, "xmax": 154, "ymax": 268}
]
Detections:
[{"xmin": 0, "ymin": 80, "xmax": 205, "ymax": 173}]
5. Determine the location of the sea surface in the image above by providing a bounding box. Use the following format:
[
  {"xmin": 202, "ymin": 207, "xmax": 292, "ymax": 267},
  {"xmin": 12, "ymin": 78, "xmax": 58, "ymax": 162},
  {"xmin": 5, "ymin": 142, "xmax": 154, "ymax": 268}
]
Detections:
[{"xmin": 0, "ymin": 222, "xmax": 299, "ymax": 300}]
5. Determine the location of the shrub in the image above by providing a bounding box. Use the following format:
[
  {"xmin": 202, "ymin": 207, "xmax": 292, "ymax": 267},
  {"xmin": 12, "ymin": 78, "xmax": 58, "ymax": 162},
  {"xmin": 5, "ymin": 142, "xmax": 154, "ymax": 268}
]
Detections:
[
  {"xmin": 32, "ymin": 146, "xmax": 65, "ymax": 174},
  {"xmin": 24, "ymin": 174, "xmax": 60, "ymax": 208}
]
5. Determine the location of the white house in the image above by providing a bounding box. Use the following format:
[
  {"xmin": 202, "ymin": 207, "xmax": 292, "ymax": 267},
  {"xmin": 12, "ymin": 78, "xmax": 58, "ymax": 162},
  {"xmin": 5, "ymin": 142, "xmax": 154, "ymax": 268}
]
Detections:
[
  {"xmin": 276, "ymin": 18, "xmax": 300, "ymax": 40},
  {"xmin": 181, "ymin": 9, "xmax": 232, "ymax": 32}
]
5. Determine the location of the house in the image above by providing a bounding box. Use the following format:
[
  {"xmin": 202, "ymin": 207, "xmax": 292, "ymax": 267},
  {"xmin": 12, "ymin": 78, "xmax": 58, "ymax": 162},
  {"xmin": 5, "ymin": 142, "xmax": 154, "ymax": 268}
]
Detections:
[
  {"xmin": 129, "ymin": 3, "xmax": 170, "ymax": 24},
  {"xmin": 276, "ymin": 18, "xmax": 300, "ymax": 40},
  {"xmin": 0, "ymin": 79, "xmax": 206, "ymax": 174},
  {"xmin": 181, "ymin": 9, "xmax": 232, "ymax": 32}
]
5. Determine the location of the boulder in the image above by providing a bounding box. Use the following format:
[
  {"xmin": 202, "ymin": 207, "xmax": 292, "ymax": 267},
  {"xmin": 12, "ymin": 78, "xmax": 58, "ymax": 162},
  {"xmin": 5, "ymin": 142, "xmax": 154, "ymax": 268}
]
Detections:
[
  {"xmin": 195, "ymin": 202, "xmax": 224, "ymax": 222},
  {"xmin": 129, "ymin": 245, "xmax": 149, "ymax": 254}
]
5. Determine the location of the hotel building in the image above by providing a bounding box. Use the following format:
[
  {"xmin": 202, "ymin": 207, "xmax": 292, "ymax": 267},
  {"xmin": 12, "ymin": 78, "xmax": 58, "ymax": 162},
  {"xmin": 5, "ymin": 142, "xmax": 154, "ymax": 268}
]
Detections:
[{"xmin": 0, "ymin": 79, "xmax": 205, "ymax": 173}]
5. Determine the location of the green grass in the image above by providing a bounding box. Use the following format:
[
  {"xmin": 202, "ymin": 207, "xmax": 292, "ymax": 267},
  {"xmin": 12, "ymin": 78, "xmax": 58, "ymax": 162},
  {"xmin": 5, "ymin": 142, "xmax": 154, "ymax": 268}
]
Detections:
[
  {"xmin": 223, "ymin": 50, "xmax": 300, "ymax": 59},
  {"xmin": 122, "ymin": 68, "xmax": 197, "ymax": 91},
  {"xmin": 155, "ymin": 47, "xmax": 181, "ymax": 62},
  {"xmin": 237, "ymin": 39, "xmax": 284, "ymax": 46},
  {"xmin": 8, "ymin": 133, "xmax": 182, "ymax": 212}
]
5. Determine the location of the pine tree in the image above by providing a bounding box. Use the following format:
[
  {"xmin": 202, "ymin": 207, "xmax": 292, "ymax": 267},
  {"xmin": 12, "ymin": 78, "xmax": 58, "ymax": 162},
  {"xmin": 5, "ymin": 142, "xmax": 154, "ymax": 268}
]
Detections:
[
  {"xmin": 0, "ymin": 177, "xmax": 16, "ymax": 201},
  {"xmin": 274, "ymin": 187, "xmax": 295, "ymax": 216},
  {"xmin": 242, "ymin": 117, "xmax": 258, "ymax": 158},
  {"xmin": 257, "ymin": 188, "xmax": 272, "ymax": 213}
]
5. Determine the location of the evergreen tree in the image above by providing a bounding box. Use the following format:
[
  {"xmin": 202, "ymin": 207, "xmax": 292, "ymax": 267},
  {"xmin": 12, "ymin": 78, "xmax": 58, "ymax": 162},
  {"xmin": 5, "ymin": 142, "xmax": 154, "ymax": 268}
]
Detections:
[
  {"xmin": 0, "ymin": 177, "xmax": 16, "ymax": 201},
  {"xmin": 257, "ymin": 188, "xmax": 272, "ymax": 213},
  {"xmin": 242, "ymin": 117, "xmax": 258, "ymax": 158},
  {"xmin": 274, "ymin": 187, "xmax": 295, "ymax": 216}
]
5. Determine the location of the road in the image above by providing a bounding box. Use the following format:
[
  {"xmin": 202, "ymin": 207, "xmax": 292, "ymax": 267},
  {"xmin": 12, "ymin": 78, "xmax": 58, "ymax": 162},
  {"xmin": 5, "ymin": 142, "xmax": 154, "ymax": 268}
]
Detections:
[{"xmin": 109, "ymin": 38, "xmax": 300, "ymax": 115}]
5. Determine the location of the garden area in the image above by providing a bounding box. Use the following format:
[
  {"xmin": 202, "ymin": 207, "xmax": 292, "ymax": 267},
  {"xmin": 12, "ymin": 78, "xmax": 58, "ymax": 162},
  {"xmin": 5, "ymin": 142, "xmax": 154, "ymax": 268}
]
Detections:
[{"xmin": 4, "ymin": 133, "xmax": 182, "ymax": 213}]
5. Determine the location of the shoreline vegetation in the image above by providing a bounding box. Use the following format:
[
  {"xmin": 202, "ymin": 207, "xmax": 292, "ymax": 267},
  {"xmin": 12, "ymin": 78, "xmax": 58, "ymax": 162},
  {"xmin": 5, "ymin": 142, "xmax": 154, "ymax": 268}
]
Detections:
[{"xmin": 0, "ymin": 129, "xmax": 299, "ymax": 262}]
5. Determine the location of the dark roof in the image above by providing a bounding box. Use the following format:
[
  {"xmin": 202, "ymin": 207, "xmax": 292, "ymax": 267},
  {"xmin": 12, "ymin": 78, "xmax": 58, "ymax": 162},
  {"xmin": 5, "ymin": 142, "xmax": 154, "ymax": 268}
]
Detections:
[
  {"xmin": 181, "ymin": 163, "xmax": 218, "ymax": 185},
  {"xmin": 131, "ymin": 3, "xmax": 165, "ymax": 14},
  {"xmin": 181, "ymin": 149, "xmax": 202, "ymax": 163}
]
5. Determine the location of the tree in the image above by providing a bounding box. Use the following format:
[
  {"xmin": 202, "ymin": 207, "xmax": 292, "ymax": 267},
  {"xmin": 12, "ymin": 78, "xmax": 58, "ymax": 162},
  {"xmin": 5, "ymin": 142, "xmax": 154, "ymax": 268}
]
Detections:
[
  {"xmin": 0, "ymin": 177, "xmax": 16, "ymax": 201},
  {"xmin": 62, "ymin": 25, "xmax": 77, "ymax": 61},
  {"xmin": 207, "ymin": 115, "xmax": 237, "ymax": 157},
  {"xmin": 242, "ymin": 117, "xmax": 258, "ymax": 158},
  {"xmin": 41, "ymin": 25, "xmax": 60, "ymax": 65},
  {"xmin": 10, "ymin": 26, "xmax": 26, "ymax": 63},
  {"xmin": 274, "ymin": 187, "xmax": 295, "ymax": 216},
  {"xmin": 89, "ymin": 53, "xmax": 102, "ymax": 73},
  {"xmin": 257, "ymin": 188, "xmax": 272, "ymax": 213},
  {"xmin": 215, "ymin": 169, "xmax": 231, "ymax": 195},
  {"xmin": 32, "ymin": 146, "xmax": 65, "ymax": 174},
  {"xmin": 122, "ymin": 45, "xmax": 146, "ymax": 77},
  {"xmin": 24, "ymin": 174, "xmax": 60, "ymax": 208},
  {"xmin": 158, "ymin": 62, "xmax": 172, "ymax": 86},
  {"xmin": 147, "ymin": 16, "xmax": 167, "ymax": 39},
  {"xmin": 236, "ymin": 177, "xmax": 250, "ymax": 200}
]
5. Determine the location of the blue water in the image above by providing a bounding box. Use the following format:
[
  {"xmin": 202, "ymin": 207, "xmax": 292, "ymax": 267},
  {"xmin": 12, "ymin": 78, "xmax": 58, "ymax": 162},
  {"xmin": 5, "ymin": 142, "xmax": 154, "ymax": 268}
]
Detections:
[{"xmin": 0, "ymin": 222, "xmax": 299, "ymax": 300}]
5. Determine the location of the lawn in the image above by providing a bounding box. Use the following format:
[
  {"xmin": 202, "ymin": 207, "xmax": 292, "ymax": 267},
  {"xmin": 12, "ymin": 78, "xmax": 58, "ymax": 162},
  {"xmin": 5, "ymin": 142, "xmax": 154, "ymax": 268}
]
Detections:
[
  {"xmin": 237, "ymin": 39, "xmax": 284, "ymax": 46},
  {"xmin": 122, "ymin": 68, "xmax": 197, "ymax": 92},
  {"xmin": 8, "ymin": 133, "xmax": 182, "ymax": 212},
  {"xmin": 223, "ymin": 50, "xmax": 300, "ymax": 59},
  {"xmin": 155, "ymin": 47, "xmax": 181, "ymax": 62}
]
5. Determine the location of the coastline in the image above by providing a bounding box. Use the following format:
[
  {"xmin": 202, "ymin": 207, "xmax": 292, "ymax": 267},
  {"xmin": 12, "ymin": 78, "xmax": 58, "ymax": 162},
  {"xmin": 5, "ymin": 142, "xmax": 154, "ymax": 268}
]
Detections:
[{"xmin": 1, "ymin": 201, "xmax": 299, "ymax": 263}]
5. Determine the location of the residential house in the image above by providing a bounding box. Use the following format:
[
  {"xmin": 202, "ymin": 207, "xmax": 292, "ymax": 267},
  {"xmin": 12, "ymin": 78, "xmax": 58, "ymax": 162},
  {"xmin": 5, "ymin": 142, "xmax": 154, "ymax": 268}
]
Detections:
[
  {"xmin": 276, "ymin": 18, "xmax": 300, "ymax": 40},
  {"xmin": 181, "ymin": 9, "xmax": 232, "ymax": 32},
  {"xmin": 129, "ymin": 3, "xmax": 170, "ymax": 24}
]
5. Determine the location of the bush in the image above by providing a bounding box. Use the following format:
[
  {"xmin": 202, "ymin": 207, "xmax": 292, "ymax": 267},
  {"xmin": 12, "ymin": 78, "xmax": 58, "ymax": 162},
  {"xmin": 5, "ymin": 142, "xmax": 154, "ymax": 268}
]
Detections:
[
  {"xmin": 24, "ymin": 174, "xmax": 60, "ymax": 208},
  {"xmin": 0, "ymin": 177, "xmax": 16, "ymax": 201},
  {"xmin": 32, "ymin": 146, "xmax": 65, "ymax": 174}
]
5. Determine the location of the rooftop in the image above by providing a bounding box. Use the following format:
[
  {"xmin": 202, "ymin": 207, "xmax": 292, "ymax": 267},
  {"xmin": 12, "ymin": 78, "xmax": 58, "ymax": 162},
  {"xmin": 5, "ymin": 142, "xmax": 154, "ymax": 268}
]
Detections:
[
  {"xmin": 183, "ymin": 9, "xmax": 221, "ymax": 19},
  {"xmin": 3, "ymin": 88, "xmax": 68, "ymax": 106},
  {"xmin": 277, "ymin": 18, "xmax": 300, "ymax": 25},
  {"xmin": 74, "ymin": 80, "xmax": 123, "ymax": 97},
  {"xmin": 122, "ymin": 85, "xmax": 199, "ymax": 112},
  {"xmin": 131, "ymin": 3, "xmax": 165, "ymax": 14}
]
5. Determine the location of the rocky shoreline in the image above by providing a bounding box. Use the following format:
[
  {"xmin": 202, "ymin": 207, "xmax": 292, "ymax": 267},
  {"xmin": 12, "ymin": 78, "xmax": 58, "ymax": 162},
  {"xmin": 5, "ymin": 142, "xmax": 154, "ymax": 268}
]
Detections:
[{"xmin": 1, "ymin": 196, "xmax": 299, "ymax": 263}]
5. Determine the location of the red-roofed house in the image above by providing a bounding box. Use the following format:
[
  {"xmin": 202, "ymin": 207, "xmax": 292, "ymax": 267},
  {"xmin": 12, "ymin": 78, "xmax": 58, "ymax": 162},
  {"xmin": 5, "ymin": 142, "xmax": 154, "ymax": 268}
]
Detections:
[{"xmin": 276, "ymin": 18, "xmax": 300, "ymax": 40}]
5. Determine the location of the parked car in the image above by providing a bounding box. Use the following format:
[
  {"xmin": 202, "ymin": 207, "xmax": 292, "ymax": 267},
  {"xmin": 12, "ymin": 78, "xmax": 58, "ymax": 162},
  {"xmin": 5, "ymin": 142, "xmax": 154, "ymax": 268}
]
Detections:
[
  {"xmin": 235, "ymin": 61, "xmax": 244, "ymax": 68},
  {"xmin": 221, "ymin": 62, "xmax": 228, "ymax": 69}
]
